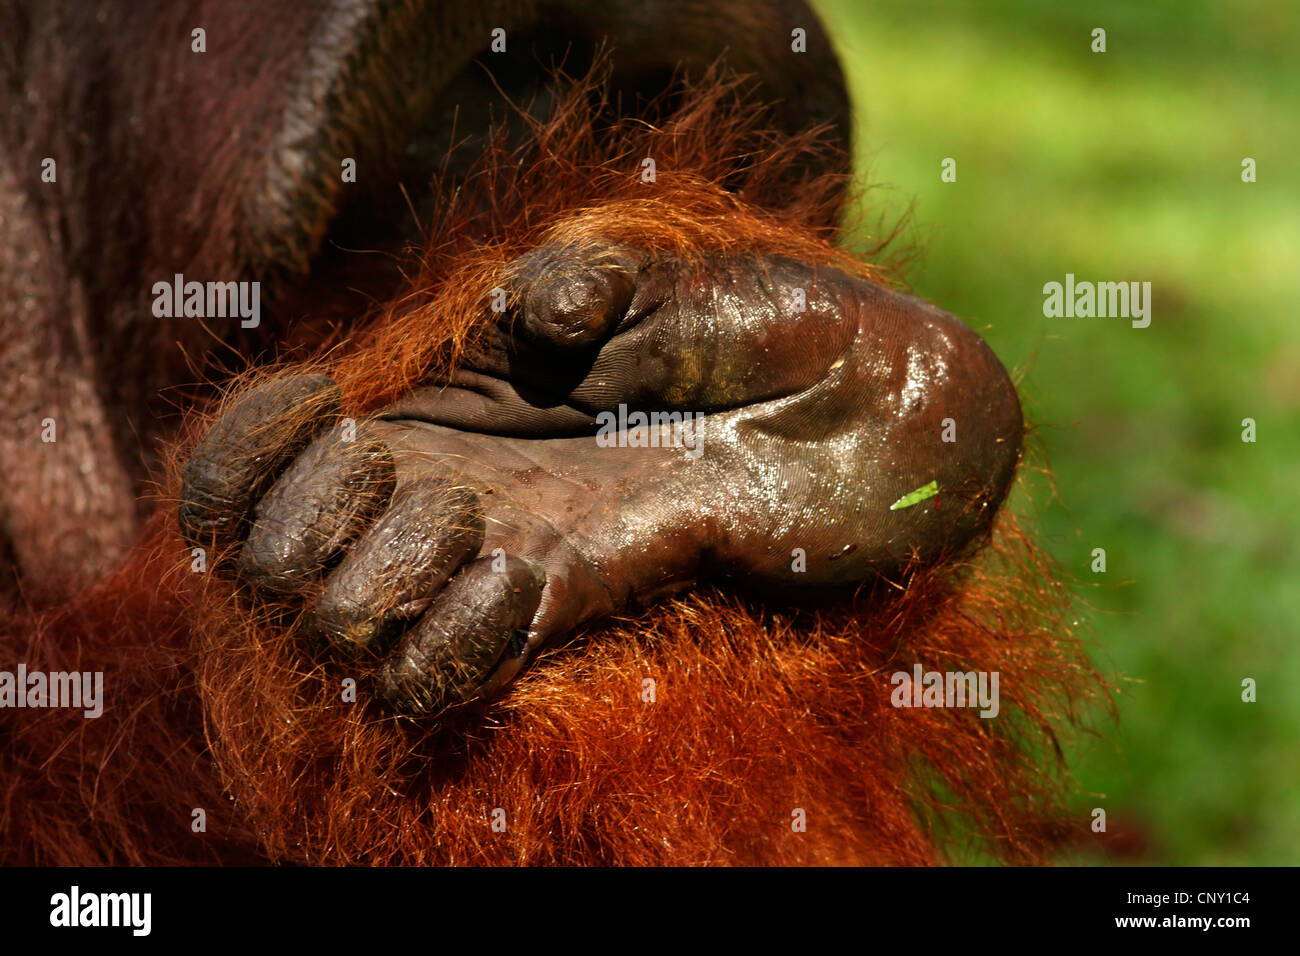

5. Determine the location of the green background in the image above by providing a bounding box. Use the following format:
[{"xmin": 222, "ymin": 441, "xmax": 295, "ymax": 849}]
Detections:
[{"xmin": 817, "ymin": 0, "xmax": 1299, "ymax": 864}]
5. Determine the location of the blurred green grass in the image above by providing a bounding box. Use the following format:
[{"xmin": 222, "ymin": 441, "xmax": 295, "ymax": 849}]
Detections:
[{"xmin": 816, "ymin": 0, "xmax": 1300, "ymax": 863}]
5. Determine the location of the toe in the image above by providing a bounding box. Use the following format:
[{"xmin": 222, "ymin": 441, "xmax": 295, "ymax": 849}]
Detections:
[
  {"xmin": 238, "ymin": 428, "xmax": 396, "ymax": 593},
  {"xmin": 509, "ymin": 242, "xmax": 641, "ymax": 347},
  {"xmin": 310, "ymin": 479, "xmax": 485, "ymax": 652},
  {"xmin": 179, "ymin": 374, "xmax": 341, "ymax": 550},
  {"xmin": 376, "ymin": 554, "xmax": 546, "ymax": 715}
]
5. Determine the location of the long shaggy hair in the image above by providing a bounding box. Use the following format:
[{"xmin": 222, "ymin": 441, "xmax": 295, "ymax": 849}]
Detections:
[{"xmin": 0, "ymin": 68, "xmax": 1106, "ymax": 866}]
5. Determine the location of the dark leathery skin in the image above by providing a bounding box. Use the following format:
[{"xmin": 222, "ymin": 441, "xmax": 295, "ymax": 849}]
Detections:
[
  {"xmin": 310, "ymin": 479, "xmax": 487, "ymax": 653},
  {"xmin": 238, "ymin": 429, "xmax": 397, "ymax": 595},
  {"xmin": 179, "ymin": 242, "xmax": 1022, "ymax": 715},
  {"xmin": 178, "ymin": 375, "xmax": 342, "ymax": 550},
  {"xmin": 376, "ymin": 555, "xmax": 546, "ymax": 715}
]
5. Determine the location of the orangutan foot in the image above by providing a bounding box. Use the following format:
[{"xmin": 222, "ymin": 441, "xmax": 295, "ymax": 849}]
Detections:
[{"xmin": 180, "ymin": 240, "xmax": 1022, "ymax": 715}]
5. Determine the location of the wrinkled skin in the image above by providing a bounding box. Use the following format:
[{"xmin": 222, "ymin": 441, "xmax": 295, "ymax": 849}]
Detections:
[{"xmin": 180, "ymin": 241, "xmax": 1022, "ymax": 715}]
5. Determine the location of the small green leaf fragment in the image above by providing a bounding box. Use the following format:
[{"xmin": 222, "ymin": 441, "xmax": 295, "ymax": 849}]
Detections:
[{"xmin": 890, "ymin": 480, "xmax": 939, "ymax": 511}]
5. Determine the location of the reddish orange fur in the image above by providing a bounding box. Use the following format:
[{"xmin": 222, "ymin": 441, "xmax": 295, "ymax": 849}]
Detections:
[{"xmin": 0, "ymin": 72, "xmax": 1103, "ymax": 866}]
